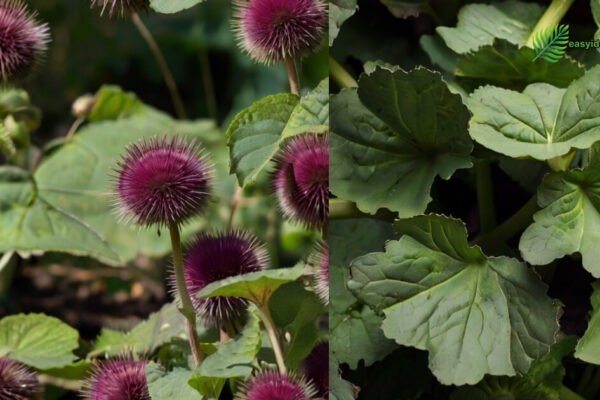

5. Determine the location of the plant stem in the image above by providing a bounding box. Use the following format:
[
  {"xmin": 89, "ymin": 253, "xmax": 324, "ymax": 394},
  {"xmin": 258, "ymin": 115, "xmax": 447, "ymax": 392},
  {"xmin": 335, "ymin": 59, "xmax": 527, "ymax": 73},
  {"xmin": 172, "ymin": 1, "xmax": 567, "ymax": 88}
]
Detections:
[
  {"xmin": 329, "ymin": 57, "xmax": 358, "ymax": 88},
  {"xmin": 227, "ymin": 185, "xmax": 244, "ymax": 229},
  {"xmin": 472, "ymin": 196, "xmax": 539, "ymax": 250},
  {"xmin": 256, "ymin": 305, "xmax": 287, "ymax": 374},
  {"xmin": 329, "ymin": 199, "xmax": 396, "ymax": 222},
  {"xmin": 284, "ymin": 57, "xmax": 300, "ymax": 95},
  {"xmin": 65, "ymin": 118, "xmax": 84, "ymax": 141},
  {"xmin": 131, "ymin": 13, "xmax": 187, "ymax": 119},
  {"xmin": 168, "ymin": 222, "xmax": 203, "ymax": 366},
  {"xmin": 560, "ymin": 385, "xmax": 585, "ymax": 400},
  {"xmin": 475, "ymin": 160, "xmax": 496, "ymax": 234},
  {"xmin": 525, "ymin": 0, "xmax": 575, "ymax": 47},
  {"xmin": 199, "ymin": 47, "xmax": 218, "ymax": 122}
]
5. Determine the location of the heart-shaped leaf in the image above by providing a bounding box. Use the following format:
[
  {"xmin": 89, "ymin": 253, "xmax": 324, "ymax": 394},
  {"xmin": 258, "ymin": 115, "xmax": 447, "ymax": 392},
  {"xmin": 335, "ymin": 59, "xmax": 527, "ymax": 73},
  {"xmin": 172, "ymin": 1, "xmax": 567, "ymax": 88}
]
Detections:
[
  {"xmin": 468, "ymin": 66, "xmax": 600, "ymax": 160},
  {"xmin": 348, "ymin": 215, "xmax": 560, "ymax": 385}
]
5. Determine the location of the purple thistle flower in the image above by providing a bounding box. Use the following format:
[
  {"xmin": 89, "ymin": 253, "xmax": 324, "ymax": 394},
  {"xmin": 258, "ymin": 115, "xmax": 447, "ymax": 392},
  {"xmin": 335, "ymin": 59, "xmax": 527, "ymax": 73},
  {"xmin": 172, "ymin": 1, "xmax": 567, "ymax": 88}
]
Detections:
[
  {"xmin": 0, "ymin": 357, "xmax": 40, "ymax": 400},
  {"xmin": 90, "ymin": 0, "xmax": 150, "ymax": 17},
  {"xmin": 272, "ymin": 134, "xmax": 328, "ymax": 230},
  {"xmin": 82, "ymin": 359, "xmax": 149, "ymax": 400},
  {"xmin": 236, "ymin": 371, "xmax": 317, "ymax": 400},
  {"xmin": 303, "ymin": 342, "xmax": 329, "ymax": 398},
  {"xmin": 184, "ymin": 230, "xmax": 269, "ymax": 327},
  {"xmin": 115, "ymin": 136, "xmax": 213, "ymax": 228},
  {"xmin": 233, "ymin": 0, "xmax": 327, "ymax": 64},
  {"xmin": 0, "ymin": 0, "xmax": 49, "ymax": 83},
  {"xmin": 310, "ymin": 241, "xmax": 328, "ymax": 305}
]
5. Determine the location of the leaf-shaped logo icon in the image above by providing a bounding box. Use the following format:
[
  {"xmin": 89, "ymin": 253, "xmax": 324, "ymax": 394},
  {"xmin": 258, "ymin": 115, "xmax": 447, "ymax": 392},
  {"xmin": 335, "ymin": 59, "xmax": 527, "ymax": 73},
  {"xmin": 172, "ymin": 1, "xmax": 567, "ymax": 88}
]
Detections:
[{"xmin": 533, "ymin": 24, "xmax": 569, "ymax": 63}]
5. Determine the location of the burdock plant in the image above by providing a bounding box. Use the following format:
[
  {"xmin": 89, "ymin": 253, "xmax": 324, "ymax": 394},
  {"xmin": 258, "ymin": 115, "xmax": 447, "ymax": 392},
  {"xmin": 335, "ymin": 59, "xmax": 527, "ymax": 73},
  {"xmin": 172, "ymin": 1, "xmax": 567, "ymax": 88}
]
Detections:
[
  {"xmin": 233, "ymin": 0, "xmax": 326, "ymax": 94},
  {"xmin": 82, "ymin": 359, "xmax": 150, "ymax": 400},
  {"xmin": 183, "ymin": 230, "xmax": 268, "ymax": 333},
  {"xmin": 0, "ymin": 0, "xmax": 50, "ymax": 84},
  {"xmin": 90, "ymin": 0, "xmax": 149, "ymax": 17},
  {"xmin": 235, "ymin": 371, "xmax": 317, "ymax": 400},
  {"xmin": 272, "ymin": 133, "xmax": 329, "ymax": 231},
  {"xmin": 310, "ymin": 241, "xmax": 328, "ymax": 306},
  {"xmin": 0, "ymin": 357, "xmax": 40, "ymax": 400},
  {"xmin": 114, "ymin": 135, "xmax": 213, "ymax": 366}
]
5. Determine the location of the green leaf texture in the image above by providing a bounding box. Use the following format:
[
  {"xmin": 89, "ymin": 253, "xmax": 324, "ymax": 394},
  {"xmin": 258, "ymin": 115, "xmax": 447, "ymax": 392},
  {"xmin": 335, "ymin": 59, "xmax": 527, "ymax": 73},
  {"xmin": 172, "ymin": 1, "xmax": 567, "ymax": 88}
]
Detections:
[{"xmin": 348, "ymin": 215, "xmax": 560, "ymax": 385}]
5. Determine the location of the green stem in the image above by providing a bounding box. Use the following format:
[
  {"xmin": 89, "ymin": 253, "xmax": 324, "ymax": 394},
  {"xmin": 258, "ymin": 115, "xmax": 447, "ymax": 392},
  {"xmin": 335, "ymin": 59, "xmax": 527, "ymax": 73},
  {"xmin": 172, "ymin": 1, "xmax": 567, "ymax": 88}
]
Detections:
[
  {"xmin": 560, "ymin": 385, "xmax": 585, "ymax": 400},
  {"xmin": 329, "ymin": 57, "xmax": 358, "ymax": 89},
  {"xmin": 284, "ymin": 57, "xmax": 300, "ymax": 95},
  {"xmin": 329, "ymin": 199, "xmax": 396, "ymax": 222},
  {"xmin": 131, "ymin": 13, "xmax": 187, "ymax": 119},
  {"xmin": 525, "ymin": 0, "xmax": 575, "ymax": 47},
  {"xmin": 199, "ymin": 47, "xmax": 218, "ymax": 123},
  {"xmin": 256, "ymin": 305, "xmax": 287, "ymax": 374},
  {"xmin": 472, "ymin": 196, "xmax": 539, "ymax": 250},
  {"xmin": 475, "ymin": 160, "xmax": 496, "ymax": 234},
  {"xmin": 168, "ymin": 222, "xmax": 203, "ymax": 366}
]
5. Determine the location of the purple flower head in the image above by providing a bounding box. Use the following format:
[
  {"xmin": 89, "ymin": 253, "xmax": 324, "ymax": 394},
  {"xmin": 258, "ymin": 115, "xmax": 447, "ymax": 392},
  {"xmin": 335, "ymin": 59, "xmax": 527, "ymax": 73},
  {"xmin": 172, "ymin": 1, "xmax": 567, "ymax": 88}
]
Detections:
[
  {"xmin": 115, "ymin": 136, "xmax": 213, "ymax": 228},
  {"xmin": 82, "ymin": 359, "xmax": 149, "ymax": 400},
  {"xmin": 236, "ymin": 371, "xmax": 317, "ymax": 400},
  {"xmin": 0, "ymin": 0, "xmax": 49, "ymax": 83},
  {"xmin": 233, "ymin": 0, "xmax": 326, "ymax": 64},
  {"xmin": 90, "ymin": 0, "xmax": 150, "ymax": 17},
  {"xmin": 184, "ymin": 230, "xmax": 269, "ymax": 327},
  {"xmin": 310, "ymin": 241, "xmax": 328, "ymax": 305},
  {"xmin": 0, "ymin": 357, "xmax": 40, "ymax": 400},
  {"xmin": 273, "ymin": 133, "xmax": 328, "ymax": 230},
  {"xmin": 303, "ymin": 342, "xmax": 329, "ymax": 398}
]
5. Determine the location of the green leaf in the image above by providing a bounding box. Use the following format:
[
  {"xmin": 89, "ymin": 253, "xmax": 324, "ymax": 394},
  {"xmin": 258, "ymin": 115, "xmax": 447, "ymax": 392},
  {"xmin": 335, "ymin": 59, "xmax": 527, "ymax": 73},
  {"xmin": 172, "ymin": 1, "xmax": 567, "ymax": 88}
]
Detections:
[
  {"xmin": 88, "ymin": 86, "xmax": 146, "ymax": 122},
  {"xmin": 146, "ymin": 364, "xmax": 200, "ymax": 400},
  {"xmin": 468, "ymin": 66, "xmax": 600, "ymax": 160},
  {"xmin": 437, "ymin": 1, "xmax": 544, "ymax": 54},
  {"xmin": 227, "ymin": 79, "xmax": 329, "ymax": 187},
  {"xmin": 0, "ymin": 167, "xmax": 119, "ymax": 264},
  {"xmin": 348, "ymin": 215, "xmax": 560, "ymax": 385},
  {"xmin": 451, "ymin": 336, "xmax": 577, "ymax": 400},
  {"xmin": 519, "ymin": 165, "xmax": 600, "ymax": 276},
  {"xmin": 455, "ymin": 40, "xmax": 584, "ymax": 91},
  {"xmin": 329, "ymin": 0, "xmax": 357, "ymax": 46},
  {"xmin": 269, "ymin": 282, "xmax": 325, "ymax": 370},
  {"xmin": 189, "ymin": 311, "xmax": 262, "ymax": 398},
  {"xmin": 330, "ymin": 358, "xmax": 358, "ymax": 400},
  {"xmin": 33, "ymin": 108, "xmax": 228, "ymax": 265},
  {"xmin": 329, "ymin": 219, "xmax": 397, "ymax": 369},
  {"xmin": 227, "ymin": 93, "xmax": 298, "ymax": 187},
  {"xmin": 330, "ymin": 67, "xmax": 472, "ymax": 216},
  {"xmin": 196, "ymin": 265, "xmax": 306, "ymax": 308},
  {"xmin": 0, "ymin": 314, "xmax": 79, "ymax": 369},
  {"xmin": 576, "ymin": 282, "xmax": 600, "ymax": 364},
  {"xmin": 533, "ymin": 24, "xmax": 570, "ymax": 63},
  {"xmin": 90, "ymin": 303, "xmax": 205, "ymax": 358},
  {"xmin": 379, "ymin": 0, "xmax": 428, "ymax": 19},
  {"xmin": 150, "ymin": 0, "xmax": 205, "ymax": 13}
]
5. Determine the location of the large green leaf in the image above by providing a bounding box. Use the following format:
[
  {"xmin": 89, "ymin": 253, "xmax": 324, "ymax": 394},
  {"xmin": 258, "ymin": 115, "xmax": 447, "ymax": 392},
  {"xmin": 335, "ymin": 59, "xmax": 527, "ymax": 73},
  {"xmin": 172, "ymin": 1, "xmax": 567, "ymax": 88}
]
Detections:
[
  {"xmin": 436, "ymin": 1, "xmax": 544, "ymax": 54},
  {"xmin": 33, "ymin": 108, "xmax": 229, "ymax": 265},
  {"xmin": 150, "ymin": 0, "xmax": 205, "ymax": 13},
  {"xmin": 348, "ymin": 215, "xmax": 560, "ymax": 385},
  {"xmin": 0, "ymin": 314, "xmax": 79, "ymax": 370},
  {"xmin": 189, "ymin": 311, "xmax": 261, "ymax": 398},
  {"xmin": 146, "ymin": 365, "xmax": 200, "ymax": 400},
  {"xmin": 0, "ymin": 167, "xmax": 119, "ymax": 264},
  {"xmin": 468, "ymin": 66, "xmax": 600, "ymax": 160},
  {"xmin": 519, "ymin": 166, "xmax": 600, "ymax": 277},
  {"xmin": 329, "ymin": 0, "xmax": 357, "ymax": 46},
  {"xmin": 455, "ymin": 40, "xmax": 584, "ymax": 91},
  {"xmin": 330, "ymin": 358, "xmax": 358, "ymax": 400},
  {"xmin": 329, "ymin": 219, "xmax": 397, "ymax": 369},
  {"xmin": 227, "ymin": 79, "xmax": 329, "ymax": 187},
  {"xmin": 196, "ymin": 265, "xmax": 306, "ymax": 308},
  {"xmin": 575, "ymin": 282, "xmax": 600, "ymax": 364},
  {"xmin": 330, "ymin": 67, "xmax": 472, "ymax": 216},
  {"xmin": 451, "ymin": 336, "xmax": 577, "ymax": 400}
]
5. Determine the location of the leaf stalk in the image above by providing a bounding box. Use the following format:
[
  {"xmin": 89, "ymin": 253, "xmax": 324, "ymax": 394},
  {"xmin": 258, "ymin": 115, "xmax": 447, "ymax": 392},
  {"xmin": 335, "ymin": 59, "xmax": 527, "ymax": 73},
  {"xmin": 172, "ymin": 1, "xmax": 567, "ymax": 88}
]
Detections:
[{"xmin": 526, "ymin": 0, "xmax": 575, "ymax": 48}]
